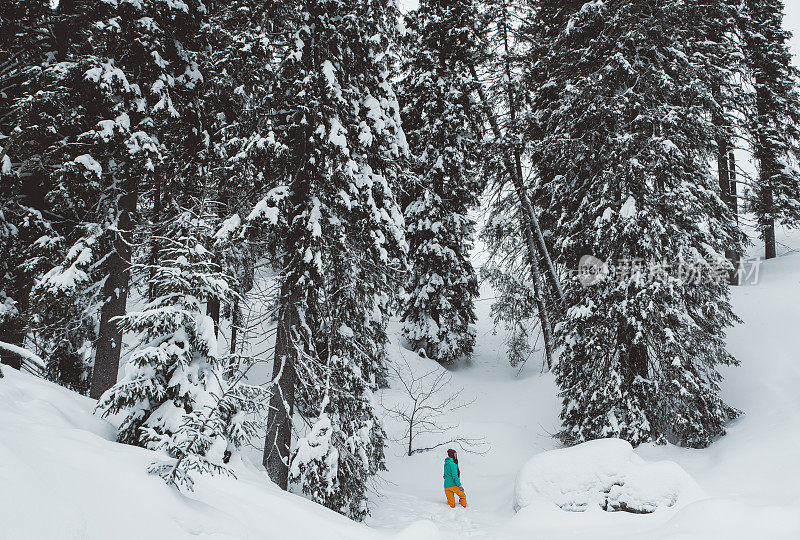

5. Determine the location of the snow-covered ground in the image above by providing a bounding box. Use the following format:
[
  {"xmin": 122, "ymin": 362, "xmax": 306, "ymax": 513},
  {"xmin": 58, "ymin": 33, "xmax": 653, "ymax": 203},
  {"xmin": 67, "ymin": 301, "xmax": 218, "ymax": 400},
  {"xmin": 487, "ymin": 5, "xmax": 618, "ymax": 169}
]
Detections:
[
  {"xmin": 2, "ymin": 224, "xmax": 799, "ymax": 539},
  {"xmin": 366, "ymin": 225, "xmax": 800, "ymax": 539}
]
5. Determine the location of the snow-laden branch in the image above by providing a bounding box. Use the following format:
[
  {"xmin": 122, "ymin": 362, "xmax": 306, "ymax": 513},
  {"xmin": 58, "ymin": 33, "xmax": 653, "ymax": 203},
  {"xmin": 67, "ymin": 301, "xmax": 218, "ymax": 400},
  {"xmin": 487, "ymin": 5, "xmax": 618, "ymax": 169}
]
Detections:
[{"xmin": 0, "ymin": 341, "xmax": 46, "ymax": 369}]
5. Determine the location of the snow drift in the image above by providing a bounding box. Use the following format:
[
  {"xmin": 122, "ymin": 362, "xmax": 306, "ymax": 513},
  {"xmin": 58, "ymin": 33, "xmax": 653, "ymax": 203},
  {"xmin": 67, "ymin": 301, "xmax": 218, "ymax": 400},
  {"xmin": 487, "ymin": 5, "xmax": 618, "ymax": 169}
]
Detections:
[
  {"xmin": 513, "ymin": 438, "xmax": 702, "ymax": 514},
  {"xmin": 0, "ymin": 368, "xmax": 437, "ymax": 540}
]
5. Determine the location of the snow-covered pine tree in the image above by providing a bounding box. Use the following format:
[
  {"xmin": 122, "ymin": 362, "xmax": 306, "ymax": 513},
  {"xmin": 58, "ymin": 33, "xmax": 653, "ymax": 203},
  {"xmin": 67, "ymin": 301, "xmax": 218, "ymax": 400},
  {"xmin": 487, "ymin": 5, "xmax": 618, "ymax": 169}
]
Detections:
[
  {"xmin": 740, "ymin": 0, "xmax": 800, "ymax": 259},
  {"xmin": 15, "ymin": 50, "xmax": 154, "ymax": 394},
  {"xmin": 2, "ymin": 1, "xmax": 140, "ymax": 388},
  {"xmin": 97, "ymin": 209, "xmax": 264, "ymax": 491},
  {"xmin": 29, "ymin": 226, "xmax": 104, "ymax": 393},
  {"xmin": 6, "ymin": 0, "xmax": 209, "ymax": 397},
  {"xmin": 527, "ymin": 0, "xmax": 740, "ymax": 448},
  {"xmin": 90, "ymin": 0, "xmax": 210, "ymax": 399},
  {"xmin": 256, "ymin": 0, "xmax": 407, "ymax": 520},
  {"xmin": 202, "ymin": 0, "xmax": 279, "ymax": 353},
  {"xmin": 0, "ymin": 0, "xmax": 59, "ymax": 373},
  {"xmin": 397, "ymin": 0, "xmax": 483, "ymax": 365}
]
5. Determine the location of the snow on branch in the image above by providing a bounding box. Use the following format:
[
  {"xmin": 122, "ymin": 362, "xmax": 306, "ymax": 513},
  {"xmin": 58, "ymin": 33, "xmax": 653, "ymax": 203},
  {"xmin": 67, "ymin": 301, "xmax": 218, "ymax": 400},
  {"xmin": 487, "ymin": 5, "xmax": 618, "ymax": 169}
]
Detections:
[{"xmin": 0, "ymin": 341, "xmax": 46, "ymax": 370}]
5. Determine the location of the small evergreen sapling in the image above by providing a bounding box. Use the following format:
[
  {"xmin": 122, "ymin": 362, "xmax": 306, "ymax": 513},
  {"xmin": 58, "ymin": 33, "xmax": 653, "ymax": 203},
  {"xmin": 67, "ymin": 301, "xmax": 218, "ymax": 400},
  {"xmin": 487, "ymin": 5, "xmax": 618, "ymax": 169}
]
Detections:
[{"xmin": 98, "ymin": 210, "xmax": 264, "ymax": 490}]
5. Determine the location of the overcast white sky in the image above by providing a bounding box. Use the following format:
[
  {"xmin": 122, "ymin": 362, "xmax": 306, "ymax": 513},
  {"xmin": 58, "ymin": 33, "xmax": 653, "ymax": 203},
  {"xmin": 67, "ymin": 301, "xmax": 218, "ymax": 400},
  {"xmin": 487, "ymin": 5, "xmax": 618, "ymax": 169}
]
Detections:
[
  {"xmin": 785, "ymin": 2, "xmax": 800, "ymax": 59},
  {"xmin": 399, "ymin": 0, "xmax": 800, "ymax": 65}
]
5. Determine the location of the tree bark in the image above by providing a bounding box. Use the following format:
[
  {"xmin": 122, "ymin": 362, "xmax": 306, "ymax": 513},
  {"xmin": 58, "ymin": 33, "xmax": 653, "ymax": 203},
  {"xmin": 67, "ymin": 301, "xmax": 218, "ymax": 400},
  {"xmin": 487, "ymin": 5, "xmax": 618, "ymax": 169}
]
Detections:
[
  {"xmin": 263, "ymin": 285, "xmax": 298, "ymax": 490},
  {"xmin": 755, "ymin": 78, "xmax": 778, "ymax": 260},
  {"xmin": 229, "ymin": 297, "xmax": 239, "ymax": 356},
  {"xmin": 147, "ymin": 173, "xmax": 162, "ymax": 301},
  {"xmin": 763, "ymin": 188, "xmax": 777, "ymax": 260},
  {"xmin": 712, "ymin": 86, "xmax": 741, "ymax": 284},
  {"xmin": 207, "ymin": 297, "xmax": 220, "ymax": 336},
  {"xmin": 90, "ymin": 185, "xmax": 137, "ymax": 400},
  {"xmin": 725, "ymin": 150, "xmax": 741, "ymax": 284}
]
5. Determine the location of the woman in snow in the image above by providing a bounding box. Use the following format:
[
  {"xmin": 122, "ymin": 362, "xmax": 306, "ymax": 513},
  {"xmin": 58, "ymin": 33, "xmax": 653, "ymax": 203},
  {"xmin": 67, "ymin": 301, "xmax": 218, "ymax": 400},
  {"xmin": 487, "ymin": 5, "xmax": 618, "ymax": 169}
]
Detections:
[{"xmin": 443, "ymin": 449, "xmax": 467, "ymax": 508}]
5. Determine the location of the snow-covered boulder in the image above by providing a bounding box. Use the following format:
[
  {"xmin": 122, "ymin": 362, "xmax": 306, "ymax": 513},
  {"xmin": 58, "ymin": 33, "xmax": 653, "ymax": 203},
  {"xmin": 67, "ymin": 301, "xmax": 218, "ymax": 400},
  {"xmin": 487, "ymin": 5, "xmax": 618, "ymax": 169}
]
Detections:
[{"xmin": 514, "ymin": 439, "xmax": 702, "ymax": 514}]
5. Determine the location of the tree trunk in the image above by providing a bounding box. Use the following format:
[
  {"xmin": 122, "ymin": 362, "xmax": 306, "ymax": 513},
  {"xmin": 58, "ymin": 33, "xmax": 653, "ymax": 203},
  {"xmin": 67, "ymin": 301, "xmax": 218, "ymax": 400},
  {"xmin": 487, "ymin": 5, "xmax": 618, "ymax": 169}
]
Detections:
[
  {"xmin": 755, "ymin": 78, "xmax": 778, "ymax": 260},
  {"xmin": 763, "ymin": 192, "xmax": 777, "ymax": 259},
  {"xmin": 0, "ymin": 328, "xmax": 25, "ymax": 370},
  {"xmin": 147, "ymin": 173, "xmax": 162, "ymax": 301},
  {"xmin": 263, "ymin": 285, "xmax": 298, "ymax": 490},
  {"xmin": 725, "ymin": 150, "xmax": 741, "ymax": 283},
  {"xmin": 407, "ymin": 412, "xmax": 414, "ymax": 457},
  {"xmin": 229, "ymin": 297, "xmax": 239, "ymax": 356},
  {"xmin": 207, "ymin": 297, "xmax": 220, "ymax": 336},
  {"xmin": 712, "ymin": 88, "xmax": 741, "ymax": 285},
  {"xmin": 466, "ymin": 61, "xmax": 558, "ymax": 368},
  {"xmin": 90, "ymin": 185, "xmax": 137, "ymax": 400}
]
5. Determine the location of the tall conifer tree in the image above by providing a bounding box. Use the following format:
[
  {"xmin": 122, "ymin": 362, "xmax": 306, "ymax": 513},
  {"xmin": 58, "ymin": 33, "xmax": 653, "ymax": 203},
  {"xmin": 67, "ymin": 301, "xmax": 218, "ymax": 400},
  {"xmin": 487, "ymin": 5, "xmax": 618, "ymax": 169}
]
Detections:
[
  {"xmin": 741, "ymin": 0, "xmax": 800, "ymax": 259},
  {"xmin": 256, "ymin": 0, "xmax": 407, "ymax": 520},
  {"xmin": 528, "ymin": 0, "xmax": 740, "ymax": 447},
  {"xmin": 397, "ymin": 0, "xmax": 484, "ymax": 365}
]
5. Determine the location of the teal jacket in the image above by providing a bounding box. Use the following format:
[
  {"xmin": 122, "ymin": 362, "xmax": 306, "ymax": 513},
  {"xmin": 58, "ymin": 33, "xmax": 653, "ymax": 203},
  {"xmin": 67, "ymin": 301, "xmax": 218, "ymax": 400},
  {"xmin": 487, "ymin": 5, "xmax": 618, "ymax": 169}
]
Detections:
[{"xmin": 443, "ymin": 457, "xmax": 462, "ymax": 488}]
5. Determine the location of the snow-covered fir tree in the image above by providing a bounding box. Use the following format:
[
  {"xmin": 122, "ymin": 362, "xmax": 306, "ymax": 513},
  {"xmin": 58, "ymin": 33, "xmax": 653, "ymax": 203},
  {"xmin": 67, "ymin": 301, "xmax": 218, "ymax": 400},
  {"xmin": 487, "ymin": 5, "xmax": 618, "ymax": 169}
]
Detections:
[
  {"xmin": 97, "ymin": 209, "xmax": 264, "ymax": 491},
  {"xmin": 255, "ymin": 0, "xmax": 407, "ymax": 520},
  {"xmin": 527, "ymin": 0, "xmax": 740, "ymax": 448},
  {"xmin": 0, "ymin": 0, "xmax": 61, "ymax": 373},
  {"xmin": 201, "ymin": 0, "xmax": 279, "ymax": 349},
  {"xmin": 29, "ymin": 226, "xmax": 103, "ymax": 393},
  {"xmin": 2, "ymin": 0, "xmax": 208, "ymax": 396},
  {"xmin": 397, "ymin": 0, "xmax": 484, "ymax": 365},
  {"xmin": 741, "ymin": 0, "xmax": 800, "ymax": 259}
]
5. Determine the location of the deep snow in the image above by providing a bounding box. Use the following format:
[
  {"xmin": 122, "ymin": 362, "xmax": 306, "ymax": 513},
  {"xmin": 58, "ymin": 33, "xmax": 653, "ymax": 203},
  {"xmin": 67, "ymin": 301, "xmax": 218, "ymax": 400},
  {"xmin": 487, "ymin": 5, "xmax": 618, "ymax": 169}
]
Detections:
[
  {"xmin": 366, "ymin": 225, "xmax": 800, "ymax": 539},
  {"xmin": 513, "ymin": 438, "xmax": 702, "ymax": 514},
  {"xmin": 2, "ymin": 224, "xmax": 800, "ymax": 539}
]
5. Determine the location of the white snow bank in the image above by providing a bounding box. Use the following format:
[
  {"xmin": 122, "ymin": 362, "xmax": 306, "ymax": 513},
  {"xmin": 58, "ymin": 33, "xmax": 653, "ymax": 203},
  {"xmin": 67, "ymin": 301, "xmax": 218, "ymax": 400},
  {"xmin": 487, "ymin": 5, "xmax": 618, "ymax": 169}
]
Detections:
[
  {"xmin": 0, "ymin": 369, "xmax": 435, "ymax": 540},
  {"xmin": 514, "ymin": 438, "xmax": 702, "ymax": 514}
]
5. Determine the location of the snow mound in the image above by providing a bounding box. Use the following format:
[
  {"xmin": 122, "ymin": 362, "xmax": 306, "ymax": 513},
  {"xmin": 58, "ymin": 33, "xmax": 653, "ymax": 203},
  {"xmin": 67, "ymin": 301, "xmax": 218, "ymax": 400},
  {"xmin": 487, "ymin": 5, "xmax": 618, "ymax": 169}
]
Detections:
[
  {"xmin": 0, "ymin": 369, "xmax": 424, "ymax": 540},
  {"xmin": 514, "ymin": 438, "xmax": 702, "ymax": 514}
]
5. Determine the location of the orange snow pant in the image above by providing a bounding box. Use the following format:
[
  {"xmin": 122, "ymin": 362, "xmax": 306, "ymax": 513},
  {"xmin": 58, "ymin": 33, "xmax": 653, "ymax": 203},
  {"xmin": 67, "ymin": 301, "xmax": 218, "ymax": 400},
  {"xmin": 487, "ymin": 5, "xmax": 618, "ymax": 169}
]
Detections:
[{"xmin": 445, "ymin": 486, "xmax": 467, "ymax": 508}]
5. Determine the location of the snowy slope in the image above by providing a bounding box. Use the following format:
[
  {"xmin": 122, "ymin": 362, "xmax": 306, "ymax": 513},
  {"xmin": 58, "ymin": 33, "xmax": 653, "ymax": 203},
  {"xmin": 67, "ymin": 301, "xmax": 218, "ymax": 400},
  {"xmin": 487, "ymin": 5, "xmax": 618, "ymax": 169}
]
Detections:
[{"xmin": 0, "ymin": 370, "xmax": 425, "ymax": 540}]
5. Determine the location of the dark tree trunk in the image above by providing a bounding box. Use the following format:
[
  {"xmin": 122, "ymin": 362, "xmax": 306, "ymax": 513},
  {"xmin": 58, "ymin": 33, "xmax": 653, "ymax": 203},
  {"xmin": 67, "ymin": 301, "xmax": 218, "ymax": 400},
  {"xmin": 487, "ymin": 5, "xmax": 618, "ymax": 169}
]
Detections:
[
  {"xmin": 715, "ymin": 129, "xmax": 741, "ymax": 283},
  {"xmin": 207, "ymin": 297, "xmax": 220, "ymax": 336},
  {"xmin": 263, "ymin": 286, "xmax": 298, "ymax": 490},
  {"xmin": 763, "ymin": 187, "xmax": 777, "ymax": 259},
  {"xmin": 90, "ymin": 185, "xmax": 137, "ymax": 400},
  {"xmin": 147, "ymin": 173, "xmax": 162, "ymax": 301},
  {"xmin": 725, "ymin": 150, "xmax": 741, "ymax": 283},
  {"xmin": 0, "ymin": 328, "xmax": 25, "ymax": 370},
  {"xmin": 755, "ymin": 79, "xmax": 778, "ymax": 260},
  {"xmin": 229, "ymin": 297, "xmax": 239, "ymax": 356}
]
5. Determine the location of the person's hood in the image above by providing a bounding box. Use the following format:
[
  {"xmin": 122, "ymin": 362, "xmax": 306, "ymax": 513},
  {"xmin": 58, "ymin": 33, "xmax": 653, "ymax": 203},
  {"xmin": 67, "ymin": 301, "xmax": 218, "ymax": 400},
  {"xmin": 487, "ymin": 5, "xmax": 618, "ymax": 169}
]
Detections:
[{"xmin": 445, "ymin": 457, "xmax": 454, "ymax": 464}]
